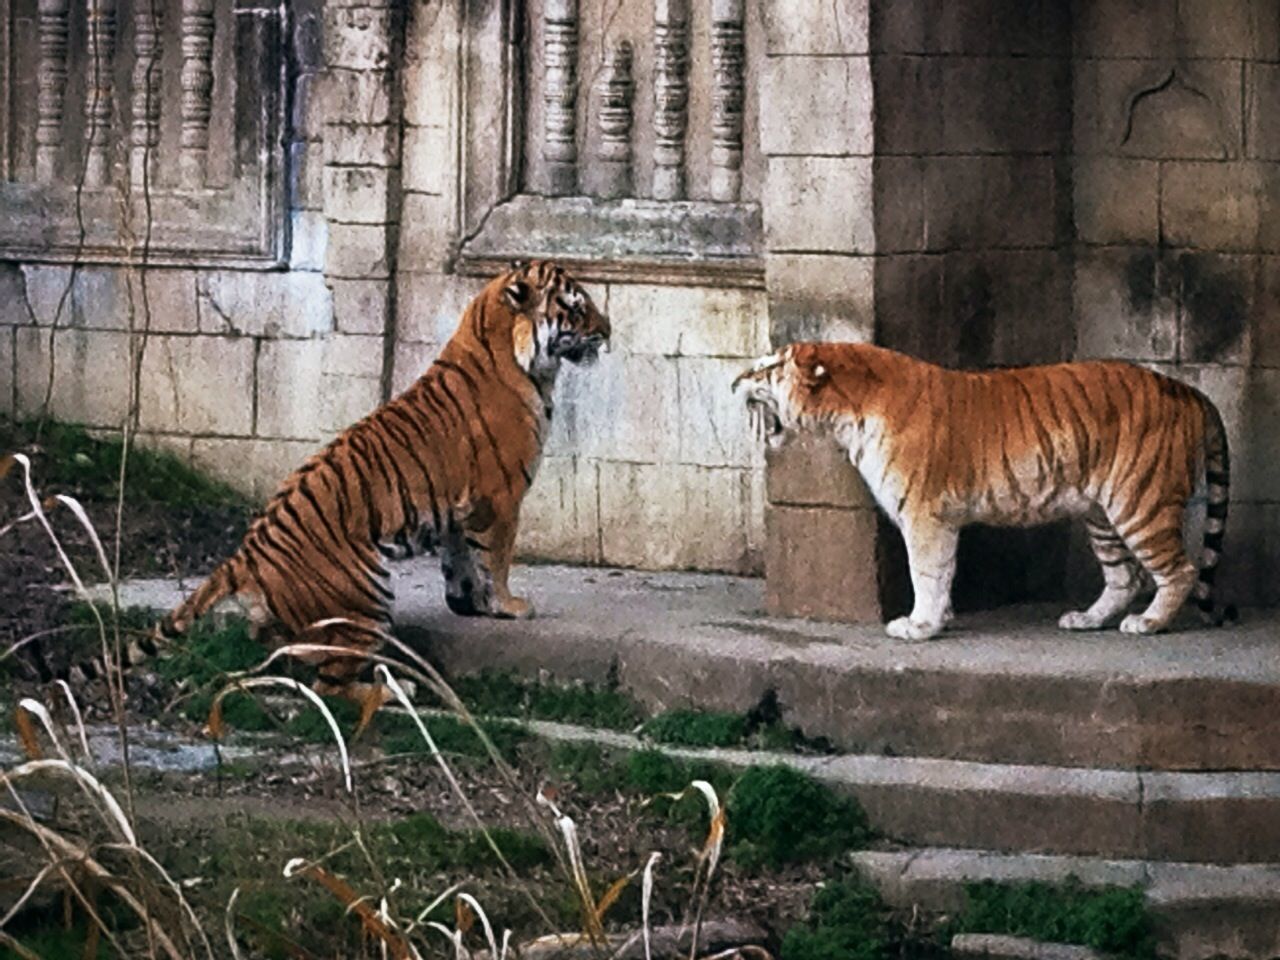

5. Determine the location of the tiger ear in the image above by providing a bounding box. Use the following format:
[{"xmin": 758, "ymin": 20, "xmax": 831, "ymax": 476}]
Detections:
[
  {"xmin": 503, "ymin": 279, "xmax": 531, "ymax": 310},
  {"xmin": 802, "ymin": 361, "xmax": 830, "ymax": 389}
]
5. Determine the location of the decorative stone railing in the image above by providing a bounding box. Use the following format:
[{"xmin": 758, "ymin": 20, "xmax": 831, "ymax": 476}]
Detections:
[
  {"xmin": 0, "ymin": 0, "xmax": 287, "ymax": 267},
  {"xmin": 456, "ymin": 0, "xmax": 762, "ymax": 289}
]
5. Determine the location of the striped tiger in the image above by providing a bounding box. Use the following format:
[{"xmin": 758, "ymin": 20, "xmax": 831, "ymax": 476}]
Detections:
[
  {"xmin": 150, "ymin": 261, "xmax": 609, "ymax": 722},
  {"xmin": 734, "ymin": 342, "xmax": 1232, "ymax": 639}
]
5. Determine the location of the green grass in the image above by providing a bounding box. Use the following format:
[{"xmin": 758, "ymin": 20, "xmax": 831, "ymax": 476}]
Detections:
[
  {"xmin": 448, "ymin": 670, "xmax": 645, "ymax": 731},
  {"xmin": 641, "ymin": 709, "xmax": 748, "ymax": 747},
  {"xmin": 954, "ymin": 878, "xmax": 1155, "ymax": 959},
  {"xmin": 781, "ymin": 876, "xmax": 891, "ymax": 960},
  {"xmin": 1, "ymin": 417, "xmax": 250, "ymax": 508},
  {"xmin": 379, "ymin": 712, "xmax": 532, "ymax": 759},
  {"xmin": 0, "ymin": 923, "xmax": 110, "ymax": 960},
  {"xmin": 726, "ymin": 765, "xmax": 873, "ymax": 868}
]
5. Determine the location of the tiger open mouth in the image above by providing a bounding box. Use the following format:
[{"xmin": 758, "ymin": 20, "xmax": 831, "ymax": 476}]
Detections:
[{"xmin": 746, "ymin": 395, "xmax": 785, "ymax": 446}]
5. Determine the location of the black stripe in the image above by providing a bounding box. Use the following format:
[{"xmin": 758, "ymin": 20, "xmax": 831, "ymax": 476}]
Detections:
[
  {"xmin": 1206, "ymin": 501, "xmax": 1229, "ymax": 519},
  {"xmin": 1206, "ymin": 470, "xmax": 1230, "ymax": 486},
  {"xmin": 1204, "ymin": 530, "xmax": 1225, "ymax": 551}
]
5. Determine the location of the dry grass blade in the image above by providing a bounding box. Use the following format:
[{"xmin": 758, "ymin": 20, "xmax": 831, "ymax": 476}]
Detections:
[
  {"xmin": 53, "ymin": 493, "xmax": 113, "ymax": 583},
  {"xmin": 1, "ymin": 758, "xmax": 136, "ymax": 846},
  {"xmin": 53, "ymin": 680, "xmax": 92, "ymax": 762},
  {"xmin": 639, "ymin": 853, "xmax": 662, "ymax": 960},
  {"xmin": 0, "ymin": 929, "xmax": 42, "ymax": 960},
  {"xmin": 283, "ymin": 859, "xmax": 418, "ymax": 960},
  {"xmin": 10, "ymin": 454, "xmax": 88, "ymax": 596},
  {"xmin": 225, "ymin": 888, "xmax": 247, "ymax": 960},
  {"xmin": 457, "ymin": 893, "xmax": 500, "ymax": 960},
  {"xmin": 594, "ymin": 871, "xmax": 636, "ymax": 928},
  {"xmin": 0, "ymin": 808, "xmax": 185, "ymax": 960},
  {"xmin": 209, "ymin": 676, "xmax": 353, "ymax": 793},
  {"xmin": 697, "ymin": 948, "xmax": 773, "ymax": 960},
  {"xmin": 12, "ymin": 706, "xmax": 43, "ymax": 761},
  {"xmin": 644, "ymin": 780, "xmax": 725, "ymax": 960},
  {"xmin": 0, "ymin": 862, "xmax": 59, "ymax": 928}
]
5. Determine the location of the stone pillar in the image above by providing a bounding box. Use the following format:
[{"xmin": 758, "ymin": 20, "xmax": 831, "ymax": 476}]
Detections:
[{"xmin": 760, "ymin": 0, "xmax": 883, "ymax": 622}]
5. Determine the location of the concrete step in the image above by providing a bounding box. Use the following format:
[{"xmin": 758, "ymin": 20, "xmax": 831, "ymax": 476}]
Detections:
[
  {"xmin": 385, "ymin": 563, "xmax": 1280, "ymax": 773},
  {"xmin": 851, "ymin": 847, "xmax": 1280, "ymax": 960}
]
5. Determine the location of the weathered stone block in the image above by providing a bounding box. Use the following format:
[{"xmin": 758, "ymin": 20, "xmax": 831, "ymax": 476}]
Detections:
[
  {"xmin": 1176, "ymin": 0, "xmax": 1276, "ymax": 58},
  {"xmin": 1072, "ymin": 0, "xmax": 1176, "ymax": 58},
  {"xmin": 396, "ymin": 193, "xmax": 455, "ymax": 272},
  {"xmin": 922, "ymin": 157, "xmax": 1056, "ymax": 250},
  {"xmin": 678, "ymin": 356, "xmax": 764, "ymax": 469},
  {"xmin": 403, "ymin": 126, "xmax": 450, "ymax": 195},
  {"xmin": 197, "ymin": 272, "xmax": 333, "ymax": 338},
  {"xmin": 292, "ymin": 72, "xmax": 326, "ymax": 139},
  {"xmin": 191, "ymin": 437, "xmax": 320, "ymax": 503},
  {"xmin": 255, "ymin": 335, "xmax": 384, "ymax": 440},
  {"xmin": 1074, "ymin": 159, "xmax": 1159, "ymax": 246},
  {"xmin": 390, "ymin": 340, "xmax": 439, "ymax": 395},
  {"xmin": 765, "ymin": 504, "xmax": 882, "ymax": 622},
  {"xmin": 1247, "ymin": 64, "xmax": 1280, "ymax": 161},
  {"xmin": 766, "ymin": 254, "xmax": 874, "ymax": 347},
  {"xmin": 767, "ymin": 434, "xmax": 873, "ymax": 509},
  {"xmin": 325, "ymin": 222, "xmax": 391, "ymax": 279},
  {"xmin": 289, "ymin": 210, "xmax": 328, "ymax": 271},
  {"xmin": 599, "ymin": 461, "xmax": 755, "ymax": 573},
  {"xmin": 138, "ymin": 335, "xmax": 255, "ymax": 435},
  {"xmin": 1219, "ymin": 502, "xmax": 1280, "ymax": 607},
  {"xmin": 573, "ymin": 353, "xmax": 680, "ymax": 463},
  {"xmin": 874, "ymin": 254, "xmax": 945, "ymax": 361},
  {"xmin": 15, "ymin": 327, "xmax": 133, "ymax": 427},
  {"xmin": 1175, "ymin": 253, "xmax": 1253, "ymax": 366},
  {"xmin": 289, "ymin": 141, "xmax": 325, "ymax": 211},
  {"xmin": 291, "ymin": 0, "xmax": 323, "ymax": 70},
  {"xmin": 763, "ymin": 0, "xmax": 867, "ymax": 54},
  {"xmin": 323, "ymin": 6, "xmax": 392, "ymax": 70},
  {"xmin": 1074, "ymin": 59, "xmax": 1241, "ymax": 160},
  {"xmin": 941, "ymin": 250, "xmax": 1073, "ymax": 367},
  {"xmin": 764, "ymin": 157, "xmax": 874, "ymax": 254},
  {"xmin": 0, "ymin": 326, "xmax": 13, "ymax": 415},
  {"xmin": 872, "ymin": 157, "xmax": 924, "ymax": 254},
  {"xmin": 872, "ymin": 0, "xmax": 1065, "ymax": 55},
  {"xmin": 1253, "ymin": 256, "xmax": 1280, "ymax": 368},
  {"xmin": 323, "ymin": 123, "xmax": 400, "ymax": 167},
  {"xmin": 760, "ymin": 56, "xmax": 873, "ymax": 157},
  {"xmin": 396, "ymin": 271, "xmax": 485, "ymax": 343},
  {"xmin": 1161, "ymin": 162, "xmax": 1280, "ymax": 253},
  {"xmin": 516, "ymin": 455, "xmax": 602, "ymax": 564},
  {"xmin": 869, "ymin": 56, "xmax": 942, "ymax": 155},
  {"xmin": 330, "ymin": 278, "xmax": 389, "ymax": 335},
  {"xmin": 938, "ymin": 57, "xmax": 1069, "ymax": 155},
  {"xmin": 1074, "ymin": 248, "xmax": 1177, "ymax": 362},
  {"xmin": 402, "ymin": 57, "xmax": 454, "ymax": 130},
  {"xmin": 607, "ymin": 283, "xmax": 768, "ymax": 358},
  {"xmin": 323, "ymin": 166, "xmax": 392, "ymax": 224},
  {"xmin": 0, "ymin": 266, "xmax": 30, "ymax": 326},
  {"xmin": 322, "ymin": 68, "xmax": 393, "ymax": 125}
]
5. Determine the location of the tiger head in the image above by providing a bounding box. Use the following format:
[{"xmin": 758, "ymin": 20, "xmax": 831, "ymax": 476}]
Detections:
[
  {"xmin": 733, "ymin": 343, "xmax": 857, "ymax": 448},
  {"xmin": 498, "ymin": 260, "xmax": 610, "ymax": 380}
]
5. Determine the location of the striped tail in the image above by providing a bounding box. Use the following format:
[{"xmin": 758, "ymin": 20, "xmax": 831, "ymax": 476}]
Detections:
[{"xmin": 1194, "ymin": 397, "xmax": 1235, "ymax": 626}]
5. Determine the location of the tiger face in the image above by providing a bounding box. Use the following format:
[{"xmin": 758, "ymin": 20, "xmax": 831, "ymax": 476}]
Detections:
[
  {"xmin": 732, "ymin": 348, "xmax": 807, "ymax": 449},
  {"xmin": 502, "ymin": 261, "xmax": 610, "ymax": 378}
]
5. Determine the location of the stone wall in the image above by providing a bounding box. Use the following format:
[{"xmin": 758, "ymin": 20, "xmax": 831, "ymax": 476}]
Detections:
[{"xmin": 1072, "ymin": 0, "xmax": 1280, "ymax": 606}]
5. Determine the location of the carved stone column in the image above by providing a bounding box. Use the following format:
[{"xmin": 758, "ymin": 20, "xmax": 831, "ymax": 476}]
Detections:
[
  {"xmin": 596, "ymin": 40, "xmax": 633, "ymax": 200},
  {"xmin": 710, "ymin": 0, "xmax": 744, "ymax": 202},
  {"xmin": 130, "ymin": 0, "xmax": 163, "ymax": 188},
  {"xmin": 543, "ymin": 0, "xmax": 578, "ymax": 196},
  {"xmin": 179, "ymin": 0, "xmax": 216, "ymax": 187},
  {"xmin": 83, "ymin": 0, "xmax": 117, "ymax": 188},
  {"xmin": 35, "ymin": 0, "xmax": 70, "ymax": 184},
  {"xmin": 652, "ymin": 0, "xmax": 688, "ymax": 200}
]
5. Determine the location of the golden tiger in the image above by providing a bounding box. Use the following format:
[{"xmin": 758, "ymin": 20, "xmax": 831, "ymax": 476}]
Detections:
[
  {"xmin": 734, "ymin": 342, "xmax": 1231, "ymax": 639},
  {"xmin": 152, "ymin": 261, "xmax": 609, "ymax": 720}
]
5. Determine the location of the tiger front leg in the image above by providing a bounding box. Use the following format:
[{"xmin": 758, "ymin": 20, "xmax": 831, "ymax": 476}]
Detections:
[
  {"xmin": 886, "ymin": 519, "xmax": 959, "ymax": 642},
  {"xmin": 441, "ymin": 512, "xmax": 534, "ymax": 620}
]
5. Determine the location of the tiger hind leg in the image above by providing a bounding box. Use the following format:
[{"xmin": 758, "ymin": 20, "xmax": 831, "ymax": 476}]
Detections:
[
  {"xmin": 1058, "ymin": 513, "xmax": 1144, "ymax": 630},
  {"xmin": 441, "ymin": 514, "xmax": 533, "ymax": 620},
  {"xmin": 304, "ymin": 623, "xmax": 392, "ymax": 735},
  {"xmin": 1114, "ymin": 505, "xmax": 1197, "ymax": 635}
]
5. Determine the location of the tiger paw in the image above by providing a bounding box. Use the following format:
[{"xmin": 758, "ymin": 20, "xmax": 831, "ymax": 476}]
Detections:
[
  {"xmin": 1119, "ymin": 613, "xmax": 1161, "ymax": 635},
  {"xmin": 494, "ymin": 596, "xmax": 535, "ymax": 620},
  {"xmin": 885, "ymin": 616, "xmax": 942, "ymax": 641},
  {"xmin": 1058, "ymin": 610, "xmax": 1107, "ymax": 631}
]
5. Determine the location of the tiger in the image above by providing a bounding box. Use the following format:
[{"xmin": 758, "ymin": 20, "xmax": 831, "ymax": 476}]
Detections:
[
  {"xmin": 734, "ymin": 341, "xmax": 1232, "ymax": 640},
  {"xmin": 146, "ymin": 260, "xmax": 609, "ymax": 724}
]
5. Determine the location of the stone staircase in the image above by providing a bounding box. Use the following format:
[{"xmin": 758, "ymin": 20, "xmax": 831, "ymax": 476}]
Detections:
[{"xmin": 113, "ymin": 562, "xmax": 1280, "ymax": 957}]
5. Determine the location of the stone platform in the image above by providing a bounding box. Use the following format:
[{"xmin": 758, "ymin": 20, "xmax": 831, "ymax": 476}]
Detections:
[{"xmin": 113, "ymin": 561, "xmax": 1280, "ymax": 955}]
